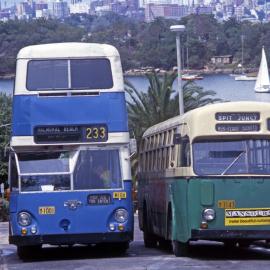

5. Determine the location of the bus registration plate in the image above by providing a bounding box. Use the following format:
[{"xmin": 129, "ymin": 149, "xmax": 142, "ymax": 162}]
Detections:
[
  {"xmin": 113, "ymin": 192, "xmax": 127, "ymax": 199},
  {"xmin": 39, "ymin": 206, "xmax": 55, "ymax": 215}
]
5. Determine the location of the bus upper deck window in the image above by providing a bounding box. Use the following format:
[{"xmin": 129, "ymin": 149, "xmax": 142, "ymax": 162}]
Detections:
[
  {"xmin": 26, "ymin": 59, "xmax": 113, "ymax": 91},
  {"xmin": 27, "ymin": 60, "xmax": 68, "ymax": 91},
  {"xmin": 70, "ymin": 59, "xmax": 113, "ymax": 89}
]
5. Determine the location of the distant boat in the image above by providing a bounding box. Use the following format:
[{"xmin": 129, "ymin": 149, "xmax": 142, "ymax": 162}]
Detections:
[
  {"xmin": 182, "ymin": 74, "xmax": 203, "ymax": 81},
  {"xmin": 254, "ymin": 47, "xmax": 270, "ymax": 93},
  {"xmin": 235, "ymin": 74, "xmax": 257, "ymax": 81},
  {"xmin": 234, "ymin": 35, "xmax": 257, "ymax": 81}
]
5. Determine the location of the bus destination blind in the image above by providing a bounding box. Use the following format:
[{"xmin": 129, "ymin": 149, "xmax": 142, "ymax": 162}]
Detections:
[
  {"xmin": 216, "ymin": 124, "xmax": 260, "ymax": 132},
  {"xmin": 34, "ymin": 124, "xmax": 108, "ymax": 143},
  {"xmin": 215, "ymin": 112, "xmax": 260, "ymax": 121}
]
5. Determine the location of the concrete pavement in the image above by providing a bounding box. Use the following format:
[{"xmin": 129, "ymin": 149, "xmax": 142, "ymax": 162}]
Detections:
[{"xmin": 0, "ymin": 222, "xmax": 9, "ymax": 270}]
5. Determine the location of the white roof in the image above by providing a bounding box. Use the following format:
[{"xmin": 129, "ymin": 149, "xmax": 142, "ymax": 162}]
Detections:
[
  {"xmin": 17, "ymin": 43, "xmax": 120, "ymax": 59},
  {"xmin": 143, "ymin": 101, "xmax": 270, "ymax": 138}
]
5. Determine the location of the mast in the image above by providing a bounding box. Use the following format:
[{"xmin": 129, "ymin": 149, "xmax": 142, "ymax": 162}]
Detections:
[{"xmin": 241, "ymin": 35, "xmax": 244, "ymax": 74}]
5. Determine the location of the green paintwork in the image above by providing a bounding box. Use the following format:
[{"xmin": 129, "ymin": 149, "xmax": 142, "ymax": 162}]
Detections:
[
  {"xmin": 171, "ymin": 177, "xmax": 270, "ymax": 243},
  {"xmin": 200, "ymin": 180, "xmax": 214, "ymax": 206}
]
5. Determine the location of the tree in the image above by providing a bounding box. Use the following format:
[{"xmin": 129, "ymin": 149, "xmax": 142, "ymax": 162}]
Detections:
[
  {"xmin": 125, "ymin": 71, "xmax": 177, "ymax": 140},
  {"xmin": 0, "ymin": 93, "xmax": 12, "ymax": 186},
  {"xmin": 125, "ymin": 71, "xmax": 222, "ymax": 141}
]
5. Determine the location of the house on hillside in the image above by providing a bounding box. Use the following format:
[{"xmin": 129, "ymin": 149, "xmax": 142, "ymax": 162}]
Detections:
[{"xmin": 211, "ymin": 55, "xmax": 233, "ymax": 65}]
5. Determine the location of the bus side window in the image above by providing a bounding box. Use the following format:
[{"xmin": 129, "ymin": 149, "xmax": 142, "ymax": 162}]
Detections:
[
  {"xmin": 179, "ymin": 136, "xmax": 191, "ymax": 167},
  {"xmin": 9, "ymin": 154, "xmax": 18, "ymax": 191}
]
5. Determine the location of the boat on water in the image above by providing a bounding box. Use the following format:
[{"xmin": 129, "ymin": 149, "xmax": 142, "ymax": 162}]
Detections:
[
  {"xmin": 182, "ymin": 74, "xmax": 203, "ymax": 81},
  {"xmin": 234, "ymin": 35, "xmax": 257, "ymax": 81},
  {"xmin": 254, "ymin": 47, "xmax": 270, "ymax": 93},
  {"xmin": 235, "ymin": 74, "xmax": 257, "ymax": 81}
]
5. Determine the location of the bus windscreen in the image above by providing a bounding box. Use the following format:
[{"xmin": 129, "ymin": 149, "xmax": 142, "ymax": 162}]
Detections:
[
  {"xmin": 193, "ymin": 139, "xmax": 270, "ymax": 175},
  {"xmin": 17, "ymin": 148, "xmax": 122, "ymax": 192}
]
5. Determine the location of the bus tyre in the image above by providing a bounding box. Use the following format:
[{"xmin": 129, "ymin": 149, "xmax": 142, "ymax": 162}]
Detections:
[
  {"xmin": 172, "ymin": 241, "xmax": 189, "ymax": 257},
  {"xmin": 143, "ymin": 206, "xmax": 157, "ymax": 248},
  {"xmin": 158, "ymin": 238, "xmax": 172, "ymax": 250},
  {"xmin": 17, "ymin": 245, "xmax": 41, "ymax": 260},
  {"xmin": 116, "ymin": 242, "xmax": 129, "ymax": 253},
  {"xmin": 238, "ymin": 240, "xmax": 251, "ymax": 248},
  {"xmin": 143, "ymin": 231, "xmax": 157, "ymax": 248}
]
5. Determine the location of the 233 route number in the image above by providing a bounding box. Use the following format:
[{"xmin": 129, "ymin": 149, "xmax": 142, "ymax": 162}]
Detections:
[{"xmin": 84, "ymin": 125, "xmax": 108, "ymax": 142}]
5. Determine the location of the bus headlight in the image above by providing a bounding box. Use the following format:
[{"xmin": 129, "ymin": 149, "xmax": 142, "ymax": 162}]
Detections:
[
  {"xmin": 202, "ymin": 209, "xmax": 215, "ymax": 221},
  {"xmin": 18, "ymin": 212, "xmax": 32, "ymax": 226},
  {"xmin": 114, "ymin": 209, "xmax": 128, "ymax": 223}
]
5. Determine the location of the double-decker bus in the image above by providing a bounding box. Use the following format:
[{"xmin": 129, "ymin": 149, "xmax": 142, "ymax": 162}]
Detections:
[
  {"xmin": 138, "ymin": 101, "xmax": 270, "ymax": 256},
  {"xmin": 9, "ymin": 43, "xmax": 133, "ymax": 259}
]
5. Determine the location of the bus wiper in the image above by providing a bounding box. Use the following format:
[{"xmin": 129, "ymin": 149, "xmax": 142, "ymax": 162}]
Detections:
[{"xmin": 221, "ymin": 151, "xmax": 246, "ymax": 176}]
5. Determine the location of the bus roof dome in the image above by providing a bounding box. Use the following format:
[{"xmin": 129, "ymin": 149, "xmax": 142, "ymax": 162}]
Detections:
[{"xmin": 17, "ymin": 43, "xmax": 120, "ymax": 59}]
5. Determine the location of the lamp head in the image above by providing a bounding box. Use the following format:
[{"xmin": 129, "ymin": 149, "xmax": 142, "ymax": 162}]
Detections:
[{"xmin": 170, "ymin": 25, "xmax": 186, "ymax": 32}]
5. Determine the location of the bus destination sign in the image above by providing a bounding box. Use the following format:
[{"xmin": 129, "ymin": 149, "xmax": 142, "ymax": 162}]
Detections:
[
  {"xmin": 34, "ymin": 124, "xmax": 108, "ymax": 143},
  {"xmin": 216, "ymin": 124, "xmax": 260, "ymax": 132},
  {"xmin": 216, "ymin": 112, "xmax": 260, "ymax": 121}
]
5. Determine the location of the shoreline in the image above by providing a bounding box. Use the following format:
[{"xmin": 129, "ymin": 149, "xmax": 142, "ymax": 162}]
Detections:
[
  {"xmin": 0, "ymin": 68, "xmax": 258, "ymax": 79},
  {"xmin": 124, "ymin": 67, "xmax": 258, "ymax": 76}
]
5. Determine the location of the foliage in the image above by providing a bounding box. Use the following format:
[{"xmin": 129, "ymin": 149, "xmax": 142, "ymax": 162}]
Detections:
[
  {"xmin": 125, "ymin": 71, "xmax": 222, "ymax": 141},
  {"xmin": 0, "ymin": 93, "xmax": 12, "ymax": 186},
  {"xmin": 0, "ymin": 198, "xmax": 9, "ymax": 222},
  {"xmin": 0, "ymin": 14, "xmax": 269, "ymax": 74},
  {"xmin": 0, "ymin": 18, "xmax": 85, "ymax": 76}
]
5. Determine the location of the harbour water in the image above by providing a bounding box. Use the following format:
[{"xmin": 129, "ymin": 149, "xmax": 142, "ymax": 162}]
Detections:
[
  {"xmin": 125, "ymin": 74, "xmax": 270, "ymax": 103},
  {"xmin": 1, "ymin": 74, "xmax": 270, "ymax": 103}
]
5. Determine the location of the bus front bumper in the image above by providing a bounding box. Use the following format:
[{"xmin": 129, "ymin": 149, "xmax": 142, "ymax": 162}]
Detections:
[
  {"xmin": 191, "ymin": 229, "xmax": 270, "ymax": 240},
  {"xmin": 9, "ymin": 232, "xmax": 133, "ymax": 246}
]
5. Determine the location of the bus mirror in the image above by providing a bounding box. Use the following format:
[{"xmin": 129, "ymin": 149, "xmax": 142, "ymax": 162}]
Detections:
[
  {"xmin": 130, "ymin": 138, "xmax": 137, "ymax": 155},
  {"xmin": 173, "ymin": 134, "xmax": 182, "ymax": 144}
]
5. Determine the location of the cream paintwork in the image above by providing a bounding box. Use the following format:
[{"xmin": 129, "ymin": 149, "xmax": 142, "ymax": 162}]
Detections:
[
  {"xmin": 14, "ymin": 43, "xmax": 124, "ymax": 95},
  {"xmin": 141, "ymin": 101, "xmax": 270, "ymax": 177}
]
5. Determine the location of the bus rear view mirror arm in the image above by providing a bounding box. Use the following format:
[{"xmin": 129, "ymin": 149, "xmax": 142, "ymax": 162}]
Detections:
[{"xmin": 125, "ymin": 138, "xmax": 137, "ymax": 160}]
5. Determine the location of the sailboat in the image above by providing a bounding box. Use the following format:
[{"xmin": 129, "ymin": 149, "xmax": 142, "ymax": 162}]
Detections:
[{"xmin": 254, "ymin": 47, "xmax": 270, "ymax": 93}]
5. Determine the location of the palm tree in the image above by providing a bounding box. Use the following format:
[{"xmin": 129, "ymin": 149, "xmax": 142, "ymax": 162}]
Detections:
[
  {"xmin": 125, "ymin": 71, "xmax": 177, "ymax": 141},
  {"xmin": 125, "ymin": 71, "xmax": 222, "ymax": 191},
  {"xmin": 125, "ymin": 71, "xmax": 222, "ymax": 140}
]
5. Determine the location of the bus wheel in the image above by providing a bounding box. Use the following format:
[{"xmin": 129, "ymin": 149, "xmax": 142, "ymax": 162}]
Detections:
[
  {"xmin": 158, "ymin": 238, "xmax": 172, "ymax": 250},
  {"xmin": 223, "ymin": 241, "xmax": 237, "ymax": 248},
  {"xmin": 172, "ymin": 241, "xmax": 189, "ymax": 257},
  {"xmin": 115, "ymin": 242, "xmax": 129, "ymax": 253},
  {"xmin": 17, "ymin": 245, "xmax": 41, "ymax": 260},
  {"xmin": 143, "ymin": 230, "xmax": 158, "ymax": 248},
  {"xmin": 143, "ymin": 205, "xmax": 157, "ymax": 248},
  {"xmin": 238, "ymin": 240, "xmax": 251, "ymax": 248}
]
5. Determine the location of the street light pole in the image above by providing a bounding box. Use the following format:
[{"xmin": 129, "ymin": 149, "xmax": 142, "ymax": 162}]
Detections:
[{"xmin": 170, "ymin": 25, "xmax": 185, "ymax": 116}]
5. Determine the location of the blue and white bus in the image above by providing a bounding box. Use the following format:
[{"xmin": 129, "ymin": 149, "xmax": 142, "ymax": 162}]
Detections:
[{"xmin": 8, "ymin": 43, "xmax": 134, "ymax": 259}]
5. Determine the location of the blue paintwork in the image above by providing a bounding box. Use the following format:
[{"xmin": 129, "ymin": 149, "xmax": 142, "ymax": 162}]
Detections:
[
  {"xmin": 10, "ymin": 181, "xmax": 133, "ymax": 237},
  {"xmin": 12, "ymin": 92, "xmax": 128, "ymax": 136}
]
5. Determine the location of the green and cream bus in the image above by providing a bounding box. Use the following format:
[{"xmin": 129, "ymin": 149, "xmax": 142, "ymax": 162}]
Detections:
[{"xmin": 138, "ymin": 101, "xmax": 270, "ymax": 256}]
